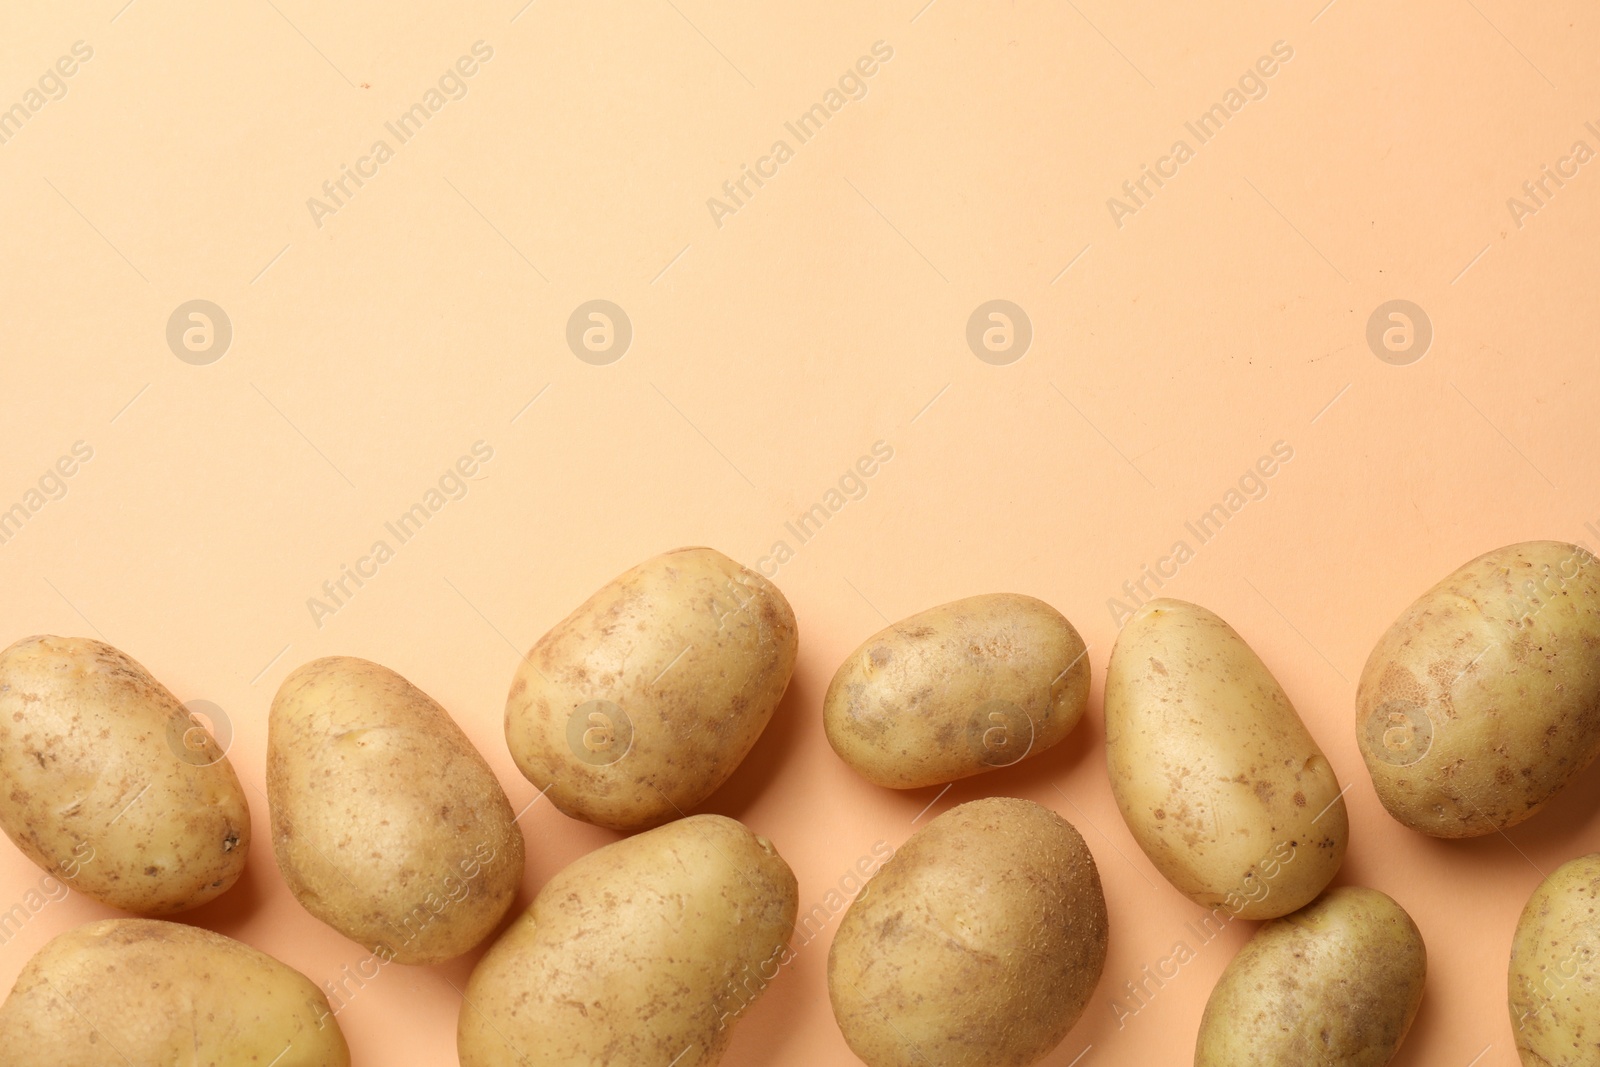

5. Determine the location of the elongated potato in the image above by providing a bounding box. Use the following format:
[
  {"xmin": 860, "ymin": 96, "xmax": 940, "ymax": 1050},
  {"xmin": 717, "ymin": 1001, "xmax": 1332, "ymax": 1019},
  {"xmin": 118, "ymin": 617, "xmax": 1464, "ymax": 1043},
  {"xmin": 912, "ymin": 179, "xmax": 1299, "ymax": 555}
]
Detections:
[
  {"xmin": 1105, "ymin": 599, "xmax": 1347, "ymax": 920},
  {"xmin": 828, "ymin": 797, "xmax": 1107, "ymax": 1067},
  {"xmin": 1356, "ymin": 541, "xmax": 1600, "ymax": 837},
  {"xmin": 823, "ymin": 593, "xmax": 1090, "ymax": 788},
  {"xmin": 1509, "ymin": 852, "xmax": 1600, "ymax": 1065},
  {"xmin": 458, "ymin": 814, "xmax": 797, "ymax": 1067},
  {"xmin": 0, "ymin": 635, "xmax": 249, "ymax": 914},
  {"xmin": 269, "ymin": 656, "xmax": 525, "ymax": 964},
  {"xmin": 0, "ymin": 918, "xmax": 349, "ymax": 1066},
  {"xmin": 505, "ymin": 547, "xmax": 797, "ymax": 831},
  {"xmin": 1195, "ymin": 887, "xmax": 1426, "ymax": 1066}
]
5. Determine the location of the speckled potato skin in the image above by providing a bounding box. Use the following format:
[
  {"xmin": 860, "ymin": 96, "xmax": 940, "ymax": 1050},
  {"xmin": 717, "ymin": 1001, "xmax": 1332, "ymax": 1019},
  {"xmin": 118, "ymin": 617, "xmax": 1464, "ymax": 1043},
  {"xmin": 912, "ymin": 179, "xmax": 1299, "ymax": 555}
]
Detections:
[
  {"xmin": 504, "ymin": 547, "xmax": 797, "ymax": 831},
  {"xmin": 0, "ymin": 918, "xmax": 350, "ymax": 1066},
  {"xmin": 822, "ymin": 593, "xmax": 1090, "ymax": 789},
  {"xmin": 1509, "ymin": 852, "xmax": 1600, "ymax": 1065},
  {"xmin": 1195, "ymin": 887, "xmax": 1426, "ymax": 1067},
  {"xmin": 1105, "ymin": 599, "xmax": 1348, "ymax": 920},
  {"xmin": 0, "ymin": 635, "xmax": 250, "ymax": 914},
  {"xmin": 827, "ymin": 797, "xmax": 1108, "ymax": 1067},
  {"xmin": 1356, "ymin": 541, "xmax": 1600, "ymax": 839},
  {"xmin": 457, "ymin": 814, "xmax": 798, "ymax": 1067},
  {"xmin": 268, "ymin": 656, "xmax": 525, "ymax": 965}
]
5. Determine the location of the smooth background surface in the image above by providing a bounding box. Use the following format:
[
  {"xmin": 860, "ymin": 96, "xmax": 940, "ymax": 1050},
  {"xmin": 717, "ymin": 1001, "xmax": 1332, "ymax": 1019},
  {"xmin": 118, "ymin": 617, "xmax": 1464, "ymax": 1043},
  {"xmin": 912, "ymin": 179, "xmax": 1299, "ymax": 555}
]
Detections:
[{"xmin": 2, "ymin": 1, "xmax": 1598, "ymax": 1064}]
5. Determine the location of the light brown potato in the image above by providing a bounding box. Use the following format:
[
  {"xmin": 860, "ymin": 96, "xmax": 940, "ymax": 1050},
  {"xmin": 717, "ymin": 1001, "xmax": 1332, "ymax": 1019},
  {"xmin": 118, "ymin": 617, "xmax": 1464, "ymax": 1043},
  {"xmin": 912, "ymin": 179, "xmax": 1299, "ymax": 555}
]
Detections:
[
  {"xmin": 828, "ymin": 797, "xmax": 1107, "ymax": 1067},
  {"xmin": 458, "ymin": 813, "xmax": 797, "ymax": 1067},
  {"xmin": 1508, "ymin": 852, "xmax": 1600, "ymax": 1065},
  {"xmin": 504, "ymin": 547, "xmax": 797, "ymax": 831},
  {"xmin": 269, "ymin": 656, "xmax": 525, "ymax": 964},
  {"xmin": 1356, "ymin": 540, "xmax": 1600, "ymax": 838},
  {"xmin": 0, "ymin": 635, "xmax": 249, "ymax": 914},
  {"xmin": 0, "ymin": 918, "xmax": 350, "ymax": 1066},
  {"xmin": 822, "ymin": 593, "xmax": 1090, "ymax": 789},
  {"xmin": 1195, "ymin": 886, "xmax": 1426, "ymax": 1066},
  {"xmin": 1105, "ymin": 599, "xmax": 1347, "ymax": 920}
]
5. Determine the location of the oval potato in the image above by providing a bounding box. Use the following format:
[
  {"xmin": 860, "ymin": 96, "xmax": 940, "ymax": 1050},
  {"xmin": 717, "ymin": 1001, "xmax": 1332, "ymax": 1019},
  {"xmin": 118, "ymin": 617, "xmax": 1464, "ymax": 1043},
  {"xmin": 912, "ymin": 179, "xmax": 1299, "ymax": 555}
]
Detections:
[
  {"xmin": 1105, "ymin": 599, "xmax": 1347, "ymax": 920},
  {"xmin": 504, "ymin": 547, "xmax": 797, "ymax": 831},
  {"xmin": 0, "ymin": 635, "xmax": 250, "ymax": 914},
  {"xmin": 1195, "ymin": 886, "xmax": 1426, "ymax": 1066},
  {"xmin": 1508, "ymin": 852, "xmax": 1600, "ymax": 1066},
  {"xmin": 823, "ymin": 593, "xmax": 1090, "ymax": 788},
  {"xmin": 0, "ymin": 918, "xmax": 350, "ymax": 1066},
  {"xmin": 828, "ymin": 797, "xmax": 1108, "ymax": 1067},
  {"xmin": 268, "ymin": 656, "xmax": 525, "ymax": 964},
  {"xmin": 458, "ymin": 813, "xmax": 797, "ymax": 1067},
  {"xmin": 1356, "ymin": 540, "xmax": 1600, "ymax": 837}
]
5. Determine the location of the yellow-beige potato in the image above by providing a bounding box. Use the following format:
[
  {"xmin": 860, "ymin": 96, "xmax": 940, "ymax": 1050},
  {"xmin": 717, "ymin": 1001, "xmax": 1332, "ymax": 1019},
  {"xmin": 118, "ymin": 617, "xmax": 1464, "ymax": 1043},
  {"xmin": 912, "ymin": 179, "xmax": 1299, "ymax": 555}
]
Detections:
[
  {"xmin": 505, "ymin": 547, "xmax": 797, "ymax": 831},
  {"xmin": 0, "ymin": 635, "xmax": 249, "ymax": 914},
  {"xmin": 1195, "ymin": 886, "xmax": 1426, "ymax": 1066},
  {"xmin": 0, "ymin": 918, "xmax": 350, "ymax": 1066},
  {"xmin": 1105, "ymin": 599, "xmax": 1347, "ymax": 920},
  {"xmin": 828, "ymin": 797, "xmax": 1107, "ymax": 1067},
  {"xmin": 1508, "ymin": 852, "xmax": 1600, "ymax": 1065},
  {"xmin": 823, "ymin": 593, "xmax": 1090, "ymax": 788},
  {"xmin": 1356, "ymin": 540, "xmax": 1600, "ymax": 838},
  {"xmin": 269, "ymin": 656, "xmax": 525, "ymax": 964},
  {"xmin": 458, "ymin": 813, "xmax": 797, "ymax": 1067}
]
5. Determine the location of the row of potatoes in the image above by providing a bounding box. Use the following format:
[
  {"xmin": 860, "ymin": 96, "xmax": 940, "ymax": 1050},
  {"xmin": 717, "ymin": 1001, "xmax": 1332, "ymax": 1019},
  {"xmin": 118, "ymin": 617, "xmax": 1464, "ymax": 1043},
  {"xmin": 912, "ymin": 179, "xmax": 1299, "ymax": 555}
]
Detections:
[{"xmin": 0, "ymin": 541, "xmax": 1597, "ymax": 1064}]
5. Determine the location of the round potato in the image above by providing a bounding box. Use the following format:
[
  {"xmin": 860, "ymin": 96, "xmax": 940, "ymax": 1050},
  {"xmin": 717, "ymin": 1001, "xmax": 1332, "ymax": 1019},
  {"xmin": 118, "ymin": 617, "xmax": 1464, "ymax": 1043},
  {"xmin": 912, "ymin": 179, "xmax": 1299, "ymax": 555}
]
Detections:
[
  {"xmin": 0, "ymin": 635, "xmax": 250, "ymax": 914},
  {"xmin": 1105, "ymin": 599, "xmax": 1347, "ymax": 920},
  {"xmin": 504, "ymin": 546, "xmax": 797, "ymax": 831},
  {"xmin": 1195, "ymin": 886, "xmax": 1426, "ymax": 1066},
  {"xmin": 1356, "ymin": 540, "xmax": 1600, "ymax": 838},
  {"xmin": 269, "ymin": 656, "xmax": 525, "ymax": 964},
  {"xmin": 828, "ymin": 797, "xmax": 1107, "ymax": 1067},
  {"xmin": 0, "ymin": 918, "xmax": 349, "ymax": 1066},
  {"xmin": 823, "ymin": 593, "xmax": 1090, "ymax": 788},
  {"xmin": 1508, "ymin": 852, "xmax": 1600, "ymax": 1065},
  {"xmin": 458, "ymin": 813, "xmax": 797, "ymax": 1067}
]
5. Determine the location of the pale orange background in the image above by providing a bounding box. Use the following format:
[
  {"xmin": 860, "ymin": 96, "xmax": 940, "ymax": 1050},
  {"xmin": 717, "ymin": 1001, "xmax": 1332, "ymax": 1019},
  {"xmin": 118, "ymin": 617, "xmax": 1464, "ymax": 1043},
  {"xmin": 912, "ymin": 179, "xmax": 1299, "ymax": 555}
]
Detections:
[{"xmin": 2, "ymin": 1, "xmax": 1599, "ymax": 1064}]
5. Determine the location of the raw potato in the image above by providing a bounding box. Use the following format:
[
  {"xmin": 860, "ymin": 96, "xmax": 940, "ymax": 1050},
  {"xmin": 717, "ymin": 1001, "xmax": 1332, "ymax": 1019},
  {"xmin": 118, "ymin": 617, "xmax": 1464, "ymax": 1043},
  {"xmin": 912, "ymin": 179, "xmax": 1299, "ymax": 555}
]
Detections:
[
  {"xmin": 0, "ymin": 918, "xmax": 350, "ymax": 1066},
  {"xmin": 828, "ymin": 797, "xmax": 1107, "ymax": 1067},
  {"xmin": 823, "ymin": 593, "xmax": 1090, "ymax": 788},
  {"xmin": 505, "ymin": 547, "xmax": 797, "ymax": 831},
  {"xmin": 1509, "ymin": 852, "xmax": 1600, "ymax": 1066},
  {"xmin": 0, "ymin": 635, "xmax": 249, "ymax": 914},
  {"xmin": 269, "ymin": 656, "xmax": 525, "ymax": 964},
  {"xmin": 458, "ymin": 814, "xmax": 797, "ymax": 1067},
  {"xmin": 1356, "ymin": 540, "xmax": 1600, "ymax": 838},
  {"xmin": 1105, "ymin": 599, "xmax": 1347, "ymax": 920},
  {"xmin": 1195, "ymin": 886, "xmax": 1426, "ymax": 1067}
]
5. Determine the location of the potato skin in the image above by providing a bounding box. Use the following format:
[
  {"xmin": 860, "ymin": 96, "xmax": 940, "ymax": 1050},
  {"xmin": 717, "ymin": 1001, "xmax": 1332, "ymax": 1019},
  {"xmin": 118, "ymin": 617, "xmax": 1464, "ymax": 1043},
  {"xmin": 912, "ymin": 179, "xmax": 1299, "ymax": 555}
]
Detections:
[
  {"xmin": 1195, "ymin": 887, "xmax": 1426, "ymax": 1067},
  {"xmin": 458, "ymin": 814, "xmax": 798, "ymax": 1067},
  {"xmin": 1356, "ymin": 541, "xmax": 1600, "ymax": 838},
  {"xmin": 0, "ymin": 635, "xmax": 250, "ymax": 914},
  {"xmin": 0, "ymin": 918, "xmax": 350, "ymax": 1066},
  {"xmin": 1105, "ymin": 599, "xmax": 1347, "ymax": 920},
  {"xmin": 268, "ymin": 656, "xmax": 525, "ymax": 964},
  {"xmin": 504, "ymin": 547, "xmax": 797, "ymax": 831},
  {"xmin": 823, "ymin": 594, "xmax": 1090, "ymax": 789},
  {"xmin": 827, "ymin": 797, "xmax": 1108, "ymax": 1067},
  {"xmin": 1508, "ymin": 852, "xmax": 1600, "ymax": 1065}
]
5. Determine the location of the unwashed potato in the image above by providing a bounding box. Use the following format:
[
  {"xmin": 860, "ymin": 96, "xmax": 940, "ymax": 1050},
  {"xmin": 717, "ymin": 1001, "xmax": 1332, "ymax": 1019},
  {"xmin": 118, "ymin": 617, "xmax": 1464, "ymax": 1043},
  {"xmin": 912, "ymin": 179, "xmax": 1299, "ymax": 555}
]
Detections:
[
  {"xmin": 458, "ymin": 813, "xmax": 797, "ymax": 1067},
  {"xmin": 269, "ymin": 656, "xmax": 525, "ymax": 964},
  {"xmin": 1356, "ymin": 540, "xmax": 1600, "ymax": 838},
  {"xmin": 1105, "ymin": 599, "xmax": 1347, "ymax": 920},
  {"xmin": 1509, "ymin": 852, "xmax": 1600, "ymax": 1066},
  {"xmin": 0, "ymin": 635, "xmax": 249, "ymax": 914},
  {"xmin": 504, "ymin": 547, "xmax": 797, "ymax": 831},
  {"xmin": 1195, "ymin": 886, "xmax": 1426, "ymax": 1066},
  {"xmin": 828, "ymin": 797, "xmax": 1107, "ymax": 1067},
  {"xmin": 823, "ymin": 593, "xmax": 1090, "ymax": 788},
  {"xmin": 0, "ymin": 918, "xmax": 350, "ymax": 1066}
]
